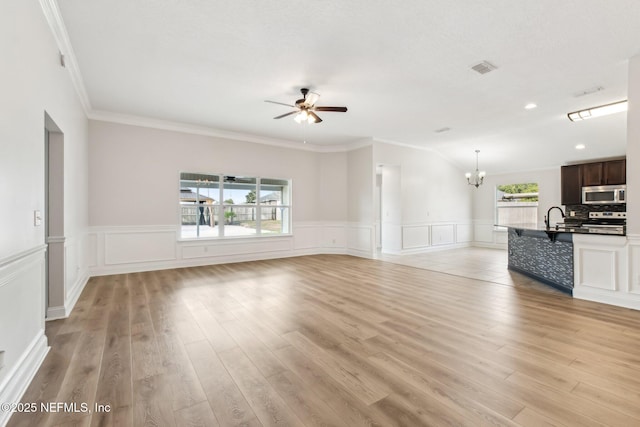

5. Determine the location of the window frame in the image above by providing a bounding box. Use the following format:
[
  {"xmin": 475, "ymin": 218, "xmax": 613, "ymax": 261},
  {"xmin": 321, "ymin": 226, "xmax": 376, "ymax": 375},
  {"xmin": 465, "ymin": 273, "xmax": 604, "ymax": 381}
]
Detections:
[
  {"xmin": 178, "ymin": 172, "xmax": 292, "ymax": 241},
  {"xmin": 494, "ymin": 183, "xmax": 539, "ymax": 231}
]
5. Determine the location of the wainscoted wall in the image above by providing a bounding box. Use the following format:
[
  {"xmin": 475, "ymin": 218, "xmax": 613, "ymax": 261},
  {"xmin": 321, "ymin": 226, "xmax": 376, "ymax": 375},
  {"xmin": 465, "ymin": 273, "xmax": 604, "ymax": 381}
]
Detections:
[
  {"xmin": 0, "ymin": 247, "xmax": 50, "ymax": 427},
  {"xmin": 402, "ymin": 225, "xmax": 431, "ymax": 250},
  {"xmin": 628, "ymin": 235, "xmax": 640, "ymax": 295},
  {"xmin": 573, "ymin": 234, "xmax": 640, "ymax": 310},
  {"xmin": 88, "ymin": 222, "xmax": 375, "ymax": 276},
  {"xmin": 346, "ymin": 223, "xmax": 376, "ymax": 257},
  {"xmin": 400, "ymin": 222, "xmax": 473, "ymax": 254},
  {"xmin": 472, "ymin": 221, "xmax": 508, "ymax": 249},
  {"xmin": 88, "ymin": 221, "xmax": 489, "ymax": 274}
]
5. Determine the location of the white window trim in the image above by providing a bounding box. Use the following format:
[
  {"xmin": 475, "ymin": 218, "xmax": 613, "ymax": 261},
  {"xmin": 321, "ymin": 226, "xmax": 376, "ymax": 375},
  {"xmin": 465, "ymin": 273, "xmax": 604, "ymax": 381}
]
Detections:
[{"xmin": 178, "ymin": 173, "xmax": 292, "ymax": 241}]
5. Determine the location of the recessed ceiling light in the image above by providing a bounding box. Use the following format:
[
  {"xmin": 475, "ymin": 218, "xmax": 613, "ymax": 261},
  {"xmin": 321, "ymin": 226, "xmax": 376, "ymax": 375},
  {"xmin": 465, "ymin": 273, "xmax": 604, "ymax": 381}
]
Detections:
[
  {"xmin": 524, "ymin": 103, "xmax": 537, "ymax": 110},
  {"xmin": 575, "ymin": 144, "xmax": 586, "ymax": 150}
]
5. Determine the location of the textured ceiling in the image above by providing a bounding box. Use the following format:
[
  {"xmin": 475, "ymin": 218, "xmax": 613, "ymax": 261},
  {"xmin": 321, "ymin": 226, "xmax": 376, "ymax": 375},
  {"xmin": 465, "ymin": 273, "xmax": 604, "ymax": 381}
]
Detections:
[{"xmin": 56, "ymin": 0, "xmax": 640, "ymax": 173}]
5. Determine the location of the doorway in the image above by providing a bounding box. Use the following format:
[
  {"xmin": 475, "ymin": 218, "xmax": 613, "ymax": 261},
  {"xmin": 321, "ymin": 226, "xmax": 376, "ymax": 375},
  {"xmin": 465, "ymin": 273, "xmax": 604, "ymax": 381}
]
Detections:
[
  {"xmin": 378, "ymin": 164, "xmax": 402, "ymax": 254},
  {"xmin": 45, "ymin": 113, "xmax": 65, "ymax": 319}
]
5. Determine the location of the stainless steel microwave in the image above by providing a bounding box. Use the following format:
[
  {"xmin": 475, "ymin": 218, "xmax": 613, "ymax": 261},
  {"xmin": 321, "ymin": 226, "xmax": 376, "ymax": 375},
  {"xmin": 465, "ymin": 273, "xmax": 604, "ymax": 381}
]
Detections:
[{"xmin": 582, "ymin": 185, "xmax": 626, "ymax": 204}]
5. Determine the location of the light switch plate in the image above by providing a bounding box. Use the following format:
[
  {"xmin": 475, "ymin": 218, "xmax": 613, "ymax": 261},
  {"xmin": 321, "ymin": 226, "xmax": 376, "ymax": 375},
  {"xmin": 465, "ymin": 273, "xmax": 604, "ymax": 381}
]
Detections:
[{"xmin": 34, "ymin": 210, "xmax": 42, "ymax": 226}]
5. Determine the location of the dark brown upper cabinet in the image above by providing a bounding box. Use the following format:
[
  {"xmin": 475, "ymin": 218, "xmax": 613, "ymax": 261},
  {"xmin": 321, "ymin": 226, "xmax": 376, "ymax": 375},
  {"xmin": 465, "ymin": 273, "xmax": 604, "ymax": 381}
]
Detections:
[
  {"xmin": 561, "ymin": 165, "xmax": 582, "ymax": 205},
  {"xmin": 581, "ymin": 160, "xmax": 626, "ymax": 187},
  {"xmin": 603, "ymin": 159, "xmax": 626, "ymax": 185},
  {"xmin": 561, "ymin": 158, "xmax": 626, "ymax": 206},
  {"xmin": 581, "ymin": 162, "xmax": 603, "ymax": 186}
]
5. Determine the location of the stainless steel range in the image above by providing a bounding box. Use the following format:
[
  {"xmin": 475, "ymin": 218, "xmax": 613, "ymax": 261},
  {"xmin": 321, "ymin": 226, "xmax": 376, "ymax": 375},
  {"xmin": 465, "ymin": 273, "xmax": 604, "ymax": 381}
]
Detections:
[{"xmin": 582, "ymin": 211, "xmax": 626, "ymax": 235}]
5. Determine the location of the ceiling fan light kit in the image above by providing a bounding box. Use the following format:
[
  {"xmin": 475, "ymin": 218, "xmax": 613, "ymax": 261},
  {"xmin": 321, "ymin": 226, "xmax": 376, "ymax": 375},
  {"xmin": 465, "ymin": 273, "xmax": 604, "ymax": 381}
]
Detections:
[{"xmin": 266, "ymin": 88, "xmax": 348, "ymax": 125}]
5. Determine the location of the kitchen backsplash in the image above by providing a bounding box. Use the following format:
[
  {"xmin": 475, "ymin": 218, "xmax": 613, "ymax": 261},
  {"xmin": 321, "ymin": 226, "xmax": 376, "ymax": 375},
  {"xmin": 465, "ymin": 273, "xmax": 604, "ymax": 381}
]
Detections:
[{"xmin": 565, "ymin": 204, "xmax": 626, "ymax": 221}]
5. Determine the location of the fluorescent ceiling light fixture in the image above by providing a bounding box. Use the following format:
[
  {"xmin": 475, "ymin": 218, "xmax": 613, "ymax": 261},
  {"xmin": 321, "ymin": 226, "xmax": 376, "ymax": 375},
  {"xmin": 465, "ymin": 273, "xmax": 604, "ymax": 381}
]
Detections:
[
  {"xmin": 524, "ymin": 103, "xmax": 537, "ymax": 110},
  {"xmin": 575, "ymin": 144, "xmax": 586, "ymax": 150},
  {"xmin": 568, "ymin": 100, "xmax": 627, "ymax": 122}
]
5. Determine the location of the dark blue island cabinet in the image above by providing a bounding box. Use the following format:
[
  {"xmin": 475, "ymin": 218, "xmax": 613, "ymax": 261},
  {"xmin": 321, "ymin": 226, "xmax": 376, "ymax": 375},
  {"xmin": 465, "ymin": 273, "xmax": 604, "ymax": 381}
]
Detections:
[{"xmin": 507, "ymin": 227, "xmax": 574, "ymax": 294}]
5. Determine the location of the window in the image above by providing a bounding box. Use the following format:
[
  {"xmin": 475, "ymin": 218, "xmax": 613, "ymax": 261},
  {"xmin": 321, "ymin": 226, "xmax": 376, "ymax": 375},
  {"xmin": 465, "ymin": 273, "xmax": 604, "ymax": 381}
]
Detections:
[
  {"xmin": 179, "ymin": 173, "xmax": 291, "ymax": 239},
  {"xmin": 496, "ymin": 183, "xmax": 539, "ymax": 226}
]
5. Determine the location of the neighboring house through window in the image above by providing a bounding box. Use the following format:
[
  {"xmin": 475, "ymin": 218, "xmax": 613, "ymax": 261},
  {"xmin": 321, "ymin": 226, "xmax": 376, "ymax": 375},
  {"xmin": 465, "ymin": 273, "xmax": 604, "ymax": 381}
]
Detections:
[{"xmin": 179, "ymin": 173, "xmax": 291, "ymax": 239}]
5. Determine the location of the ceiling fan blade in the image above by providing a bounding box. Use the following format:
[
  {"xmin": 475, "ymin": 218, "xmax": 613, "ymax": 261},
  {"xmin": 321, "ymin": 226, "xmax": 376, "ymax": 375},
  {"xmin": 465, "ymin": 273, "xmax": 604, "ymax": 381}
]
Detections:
[
  {"xmin": 265, "ymin": 100, "xmax": 295, "ymax": 108},
  {"xmin": 273, "ymin": 111, "xmax": 298, "ymax": 119},
  {"xmin": 308, "ymin": 111, "xmax": 323, "ymax": 123},
  {"xmin": 305, "ymin": 92, "xmax": 320, "ymax": 107},
  {"xmin": 314, "ymin": 106, "xmax": 348, "ymax": 112}
]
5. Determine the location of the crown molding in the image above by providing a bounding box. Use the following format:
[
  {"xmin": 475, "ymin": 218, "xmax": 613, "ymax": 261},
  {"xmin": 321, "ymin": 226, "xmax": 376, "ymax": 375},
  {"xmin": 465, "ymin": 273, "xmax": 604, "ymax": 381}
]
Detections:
[
  {"xmin": 36, "ymin": 1, "xmax": 407, "ymax": 157},
  {"xmin": 39, "ymin": 0, "xmax": 92, "ymax": 113},
  {"xmin": 88, "ymin": 109, "xmax": 375, "ymax": 153}
]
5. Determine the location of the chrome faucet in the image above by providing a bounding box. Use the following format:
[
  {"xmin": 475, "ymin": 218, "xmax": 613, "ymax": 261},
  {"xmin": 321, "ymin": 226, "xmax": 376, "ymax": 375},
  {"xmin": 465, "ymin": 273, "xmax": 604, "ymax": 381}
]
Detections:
[{"xmin": 545, "ymin": 206, "xmax": 565, "ymax": 229}]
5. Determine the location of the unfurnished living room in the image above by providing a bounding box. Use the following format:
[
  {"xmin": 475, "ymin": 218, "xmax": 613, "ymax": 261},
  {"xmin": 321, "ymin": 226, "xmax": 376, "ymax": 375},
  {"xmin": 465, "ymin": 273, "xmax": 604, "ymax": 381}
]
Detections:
[{"xmin": 2, "ymin": 1, "xmax": 640, "ymax": 426}]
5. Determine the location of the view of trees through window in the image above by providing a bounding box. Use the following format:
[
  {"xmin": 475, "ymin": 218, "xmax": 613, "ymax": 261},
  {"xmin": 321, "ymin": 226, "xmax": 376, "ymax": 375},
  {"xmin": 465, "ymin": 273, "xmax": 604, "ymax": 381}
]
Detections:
[
  {"xmin": 179, "ymin": 173, "xmax": 291, "ymax": 239},
  {"xmin": 496, "ymin": 182, "xmax": 539, "ymax": 225}
]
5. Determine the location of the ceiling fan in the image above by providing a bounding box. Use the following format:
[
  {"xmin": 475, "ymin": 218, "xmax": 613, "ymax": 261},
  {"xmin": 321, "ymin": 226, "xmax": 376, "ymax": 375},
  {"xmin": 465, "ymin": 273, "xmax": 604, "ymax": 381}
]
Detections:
[{"xmin": 265, "ymin": 88, "xmax": 348, "ymax": 124}]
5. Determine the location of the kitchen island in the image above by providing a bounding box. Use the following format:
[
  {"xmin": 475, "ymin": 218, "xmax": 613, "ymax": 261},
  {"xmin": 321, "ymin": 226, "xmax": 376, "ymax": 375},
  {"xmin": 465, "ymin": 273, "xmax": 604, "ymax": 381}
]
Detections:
[{"xmin": 502, "ymin": 224, "xmax": 574, "ymax": 294}]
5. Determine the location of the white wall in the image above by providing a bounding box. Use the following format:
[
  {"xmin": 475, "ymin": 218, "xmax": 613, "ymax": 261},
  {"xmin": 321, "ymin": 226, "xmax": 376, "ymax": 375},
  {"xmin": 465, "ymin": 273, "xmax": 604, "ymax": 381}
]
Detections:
[
  {"xmin": 380, "ymin": 165, "xmax": 402, "ymax": 254},
  {"xmin": 626, "ymin": 54, "xmax": 640, "ymax": 297},
  {"xmin": 88, "ymin": 120, "xmax": 353, "ymax": 273},
  {"xmin": 89, "ymin": 120, "xmax": 327, "ymax": 225},
  {"xmin": 472, "ymin": 168, "xmax": 561, "ymax": 247},
  {"xmin": 347, "ymin": 145, "xmax": 374, "ymax": 223},
  {"xmin": 319, "ymin": 151, "xmax": 348, "ymax": 222},
  {"xmin": 346, "ymin": 145, "xmax": 376, "ymax": 256},
  {"xmin": 372, "ymin": 143, "xmax": 473, "ymax": 252},
  {"xmin": 627, "ymin": 54, "xmax": 640, "ymax": 236},
  {"xmin": 0, "ymin": 1, "xmax": 89, "ymax": 423}
]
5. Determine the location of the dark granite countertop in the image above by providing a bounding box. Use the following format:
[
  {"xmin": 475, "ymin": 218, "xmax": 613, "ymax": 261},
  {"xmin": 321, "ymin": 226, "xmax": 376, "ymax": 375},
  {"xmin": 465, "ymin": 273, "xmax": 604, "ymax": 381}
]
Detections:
[{"xmin": 496, "ymin": 223, "xmax": 625, "ymax": 236}]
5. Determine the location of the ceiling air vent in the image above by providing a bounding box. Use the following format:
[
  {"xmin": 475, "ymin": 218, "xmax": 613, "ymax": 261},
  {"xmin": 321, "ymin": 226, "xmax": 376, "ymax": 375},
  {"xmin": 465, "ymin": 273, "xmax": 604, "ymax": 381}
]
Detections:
[
  {"xmin": 434, "ymin": 127, "xmax": 451, "ymax": 134},
  {"xmin": 573, "ymin": 86, "xmax": 604, "ymax": 97},
  {"xmin": 471, "ymin": 61, "xmax": 497, "ymax": 75}
]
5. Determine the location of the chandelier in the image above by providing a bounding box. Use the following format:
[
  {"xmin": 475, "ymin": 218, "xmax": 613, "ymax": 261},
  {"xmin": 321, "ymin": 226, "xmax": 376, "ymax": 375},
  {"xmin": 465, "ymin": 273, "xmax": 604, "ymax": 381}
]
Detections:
[{"xmin": 465, "ymin": 149, "xmax": 486, "ymax": 188}]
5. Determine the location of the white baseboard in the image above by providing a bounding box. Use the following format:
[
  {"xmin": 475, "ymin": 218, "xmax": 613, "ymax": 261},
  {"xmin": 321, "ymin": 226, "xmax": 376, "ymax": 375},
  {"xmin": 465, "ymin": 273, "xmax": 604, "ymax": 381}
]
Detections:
[
  {"xmin": 65, "ymin": 270, "xmax": 89, "ymax": 316},
  {"xmin": 574, "ymin": 288, "xmax": 640, "ymax": 311},
  {"xmin": 472, "ymin": 241, "xmax": 507, "ymax": 250},
  {"xmin": 0, "ymin": 333, "xmax": 49, "ymax": 427},
  {"xmin": 400, "ymin": 242, "xmax": 471, "ymax": 255},
  {"xmin": 346, "ymin": 248, "xmax": 375, "ymax": 259},
  {"xmin": 46, "ymin": 305, "xmax": 66, "ymax": 320},
  {"xmin": 46, "ymin": 269, "xmax": 89, "ymax": 321}
]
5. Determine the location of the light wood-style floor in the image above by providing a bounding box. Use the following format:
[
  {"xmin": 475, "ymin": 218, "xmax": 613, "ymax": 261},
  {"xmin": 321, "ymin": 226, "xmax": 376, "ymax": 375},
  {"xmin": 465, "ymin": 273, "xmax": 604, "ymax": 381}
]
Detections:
[
  {"xmin": 8, "ymin": 252, "xmax": 640, "ymax": 426},
  {"xmin": 381, "ymin": 247, "xmax": 515, "ymax": 285}
]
